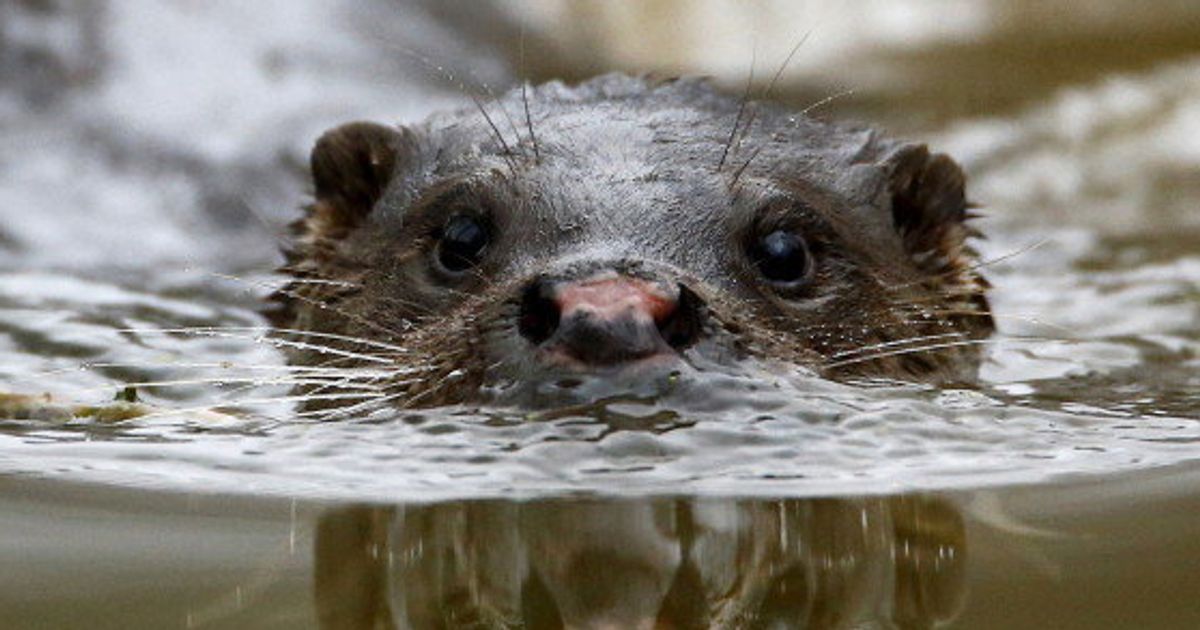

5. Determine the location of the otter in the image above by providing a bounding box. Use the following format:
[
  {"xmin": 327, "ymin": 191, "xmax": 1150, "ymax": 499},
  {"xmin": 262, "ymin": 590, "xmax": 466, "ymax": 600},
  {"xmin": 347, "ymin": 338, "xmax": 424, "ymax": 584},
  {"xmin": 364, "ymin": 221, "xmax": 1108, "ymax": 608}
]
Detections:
[{"xmin": 267, "ymin": 73, "xmax": 992, "ymax": 408}]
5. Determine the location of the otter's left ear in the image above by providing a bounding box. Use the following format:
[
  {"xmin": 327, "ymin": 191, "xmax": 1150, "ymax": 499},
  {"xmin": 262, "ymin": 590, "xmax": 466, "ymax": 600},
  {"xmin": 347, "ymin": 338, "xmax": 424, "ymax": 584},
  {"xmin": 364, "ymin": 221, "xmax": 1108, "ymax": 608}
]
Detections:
[
  {"xmin": 309, "ymin": 121, "xmax": 405, "ymax": 234},
  {"xmin": 885, "ymin": 144, "xmax": 976, "ymax": 275},
  {"xmin": 884, "ymin": 144, "xmax": 993, "ymax": 336}
]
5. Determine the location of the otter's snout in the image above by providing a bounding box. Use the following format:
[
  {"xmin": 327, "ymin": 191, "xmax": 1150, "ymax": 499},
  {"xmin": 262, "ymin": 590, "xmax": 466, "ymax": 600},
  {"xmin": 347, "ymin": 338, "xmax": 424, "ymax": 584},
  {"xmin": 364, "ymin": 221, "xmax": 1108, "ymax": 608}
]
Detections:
[{"xmin": 518, "ymin": 274, "xmax": 701, "ymax": 367}]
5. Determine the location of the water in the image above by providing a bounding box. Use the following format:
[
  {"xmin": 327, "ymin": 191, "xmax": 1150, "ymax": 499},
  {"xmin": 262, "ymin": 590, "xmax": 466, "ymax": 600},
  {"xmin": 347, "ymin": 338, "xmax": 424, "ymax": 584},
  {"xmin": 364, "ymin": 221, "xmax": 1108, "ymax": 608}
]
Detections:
[{"xmin": 1, "ymin": 1, "xmax": 1199, "ymax": 627}]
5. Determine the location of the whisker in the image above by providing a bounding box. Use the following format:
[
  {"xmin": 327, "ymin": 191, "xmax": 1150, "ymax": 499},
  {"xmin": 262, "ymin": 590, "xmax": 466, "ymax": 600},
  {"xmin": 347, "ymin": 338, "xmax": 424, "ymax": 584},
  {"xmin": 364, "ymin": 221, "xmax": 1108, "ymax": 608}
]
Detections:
[
  {"xmin": 11, "ymin": 361, "xmax": 391, "ymax": 392},
  {"xmin": 797, "ymin": 88, "xmax": 856, "ymax": 117},
  {"xmin": 730, "ymin": 33, "xmax": 824, "ymax": 186},
  {"xmin": 116, "ymin": 327, "xmax": 395, "ymax": 365},
  {"xmin": 118, "ymin": 325, "xmax": 410, "ymax": 355},
  {"xmin": 729, "ymin": 90, "xmax": 854, "ymax": 187},
  {"xmin": 292, "ymin": 382, "xmax": 429, "ymax": 420},
  {"xmin": 100, "ymin": 361, "xmax": 388, "ymax": 377},
  {"xmin": 881, "ymin": 239, "xmax": 1050, "ymax": 294},
  {"xmin": 210, "ymin": 359, "xmax": 400, "ymax": 404},
  {"xmin": 480, "ymin": 80, "xmax": 526, "ymax": 162},
  {"xmin": 278, "ymin": 278, "xmax": 363, "ymax": 289},
  {"xmin": 519, "ymin": 28, "xmax": 541, "ymax": 164},
  {"xmin": 823, "ymin": 335, "xmax": 1061, "ymax": 370},
  {"xmin": 731, "ymin": 141, "xmax": 767, "ymax": 188},
  {"xmin": 718, "ymin": 45, "xmax": 756, "ymax": 171},
  {"xmin": 361, "ymin": 40, "xmax": 520, "ymax": 166},
  {"xmin": 517, "ymin": 26, "xmax": 538, "ymax": 153},
  {"xmin": 522, "ymin": 80, "xmax": 540, "ymax": 163},
  {"xmin": 469, "ymin": 92, "xmax": 519, "ymax": 172},
  {"xmin": 735, "ymin": 32, "xmax": 811, "ymax": 152},
  {"xmin": 762, "ymin": 31, "xmax": 812, "ymax": 101},
  {"xmin": 355, "ymin": 292, "xmax": 439, "ymax": 321},
  {"xmin": 750, "ymin": 311, "xmax": 958, "ymax": 330},
  {"xmin": 73, "ymin": 374, "xmax": 387, "ymax": 395},
  {"xmin": 828, "ymin": 332, "xmax": 969, "ymax": 360},
  {"xmin": 885, "ymin": 306, "xmax": 1074, "ymax": 336},
  {"xmin": 399, "ymin": 365, "xmax": 472, "ymax": 408},
  {"xmin": 211, "ymin": 271, "xmax": 411, "ymax": 341}
]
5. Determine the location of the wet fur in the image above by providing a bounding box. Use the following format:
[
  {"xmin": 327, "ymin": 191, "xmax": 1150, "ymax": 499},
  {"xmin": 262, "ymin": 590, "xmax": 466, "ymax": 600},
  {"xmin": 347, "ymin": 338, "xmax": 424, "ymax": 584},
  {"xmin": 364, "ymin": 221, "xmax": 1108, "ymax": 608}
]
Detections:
[{"xmin": 269, "ymin": 74, "xmax": 994, "ymax": 408}]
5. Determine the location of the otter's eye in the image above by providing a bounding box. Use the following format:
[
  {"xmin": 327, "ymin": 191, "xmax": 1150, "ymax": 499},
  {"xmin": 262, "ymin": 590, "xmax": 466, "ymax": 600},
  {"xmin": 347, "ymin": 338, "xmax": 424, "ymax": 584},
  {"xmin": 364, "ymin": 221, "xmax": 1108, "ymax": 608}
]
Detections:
[
  {"xmin": 436, "ymin": 215, "xmax": 490, "ymax": 273},
  {"xmin": 751, "ymin": 230, "xmax": 813, "ymax": 287}
]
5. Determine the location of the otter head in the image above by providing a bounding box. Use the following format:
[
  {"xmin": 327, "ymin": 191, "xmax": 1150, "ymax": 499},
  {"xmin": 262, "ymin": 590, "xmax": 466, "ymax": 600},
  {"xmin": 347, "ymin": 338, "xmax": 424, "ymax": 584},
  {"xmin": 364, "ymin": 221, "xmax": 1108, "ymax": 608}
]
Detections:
[{"xmin": 269, "ymin": 74, "xmax": 993, "ymax": 408}]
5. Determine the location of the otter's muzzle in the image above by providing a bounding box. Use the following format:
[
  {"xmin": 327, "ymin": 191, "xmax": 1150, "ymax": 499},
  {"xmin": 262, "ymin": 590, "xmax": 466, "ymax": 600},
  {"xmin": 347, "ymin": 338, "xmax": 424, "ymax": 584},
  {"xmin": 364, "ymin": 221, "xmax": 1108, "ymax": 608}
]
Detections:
[{"xmin": 519, "ymin": 273, "xmax": 700, "ymax": 367}]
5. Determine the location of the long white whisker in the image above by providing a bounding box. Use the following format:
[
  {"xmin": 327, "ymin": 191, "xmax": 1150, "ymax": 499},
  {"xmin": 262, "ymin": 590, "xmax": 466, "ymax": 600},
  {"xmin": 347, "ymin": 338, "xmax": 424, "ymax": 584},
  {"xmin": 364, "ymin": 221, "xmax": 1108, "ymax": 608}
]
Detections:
[
  {"xmin": 210, "ymin": 272, "xmax": 410, "ymax": 340},
  {"xmin": 277, "ymin": 278, "xmax": 363, "ymax": 289},
  {"xmin": 33, "ymin": 361, "xmax": 393, "ymax": 378},
  {"xmin": 829, "ymin": 332, "xmax": 969, "ymax": 360},
  {"xmin": 824, "ymin": 336, "xmax": 1061, "ymax": 369},
  {"xmin": 798, "ymin": 88, "xmax": 856, "ymax": 116},
  {"xmin": 292, "ymin": 387, "xmax": 420, "ymax": 420},
  {"xmin": 117, "ymin": 326, "xmax": 411, "ymax": 355},
  {"xmin": 74, "ymin": 374, "xmax": 388, "ymax": 395},
  {"xmin": 122, "ymin": 328, "xmax": 392, "ymax": 364},
  {"xmin": 882, "ymin": 239, "xmax": 1050, "ymax": 293},
  {"xmin": 215, "ymin": 368, "xmax": 392, "ymax": 403}
]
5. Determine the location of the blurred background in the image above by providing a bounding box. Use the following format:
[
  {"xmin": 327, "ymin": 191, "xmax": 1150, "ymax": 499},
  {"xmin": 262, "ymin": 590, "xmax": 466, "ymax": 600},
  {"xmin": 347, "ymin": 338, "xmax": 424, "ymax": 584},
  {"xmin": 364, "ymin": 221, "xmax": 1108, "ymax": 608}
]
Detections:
[{"xmin": 3, "ymin": 0, "xmax": 1199, "ymax": 272}]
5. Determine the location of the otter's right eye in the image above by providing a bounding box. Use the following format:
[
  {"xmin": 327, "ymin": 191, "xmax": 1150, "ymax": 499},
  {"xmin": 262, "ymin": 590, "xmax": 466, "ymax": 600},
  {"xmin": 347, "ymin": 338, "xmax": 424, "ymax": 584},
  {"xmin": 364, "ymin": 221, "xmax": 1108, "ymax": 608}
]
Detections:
[
  {"xmin": 436, "ymin": 215, "xmax": 490, "ymax": 273},
  {"xmin": 750, "ymin": 229, "xmax": 813, "ymax": 288}
]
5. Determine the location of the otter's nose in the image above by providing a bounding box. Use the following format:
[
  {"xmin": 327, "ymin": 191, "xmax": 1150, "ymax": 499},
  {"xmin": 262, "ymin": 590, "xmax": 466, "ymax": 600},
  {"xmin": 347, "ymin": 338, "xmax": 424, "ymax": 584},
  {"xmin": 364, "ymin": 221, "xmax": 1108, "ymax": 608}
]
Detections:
[{"xmin": 519, "ymin": 274, "xmax": 700, "ymax": 366}]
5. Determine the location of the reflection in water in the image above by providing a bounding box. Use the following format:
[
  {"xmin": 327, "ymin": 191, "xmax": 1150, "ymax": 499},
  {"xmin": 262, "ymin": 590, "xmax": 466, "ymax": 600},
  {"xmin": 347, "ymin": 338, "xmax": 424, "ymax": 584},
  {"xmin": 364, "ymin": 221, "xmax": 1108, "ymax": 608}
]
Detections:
[{"xmin": 315, "ymin": 496, "xmax": 965, "ymax": 629}]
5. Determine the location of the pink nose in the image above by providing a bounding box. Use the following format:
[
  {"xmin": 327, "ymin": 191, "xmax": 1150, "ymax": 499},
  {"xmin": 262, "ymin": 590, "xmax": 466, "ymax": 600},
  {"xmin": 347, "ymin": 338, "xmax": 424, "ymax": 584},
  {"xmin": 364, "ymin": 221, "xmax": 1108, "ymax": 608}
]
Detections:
[
  {"xmin": 518, "ymin": 274, "xmax": 696, "ymax": 367},
  {"xmin": 553, "ymin": 277, "xmax": 678, "ymax": 328}
]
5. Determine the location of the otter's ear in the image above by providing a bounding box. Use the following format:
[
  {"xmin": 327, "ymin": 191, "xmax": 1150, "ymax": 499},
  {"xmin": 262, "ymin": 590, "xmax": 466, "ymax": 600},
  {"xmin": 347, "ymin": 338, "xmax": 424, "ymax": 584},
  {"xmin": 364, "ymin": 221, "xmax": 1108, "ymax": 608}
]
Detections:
[
  {"xmin": 884, "ymin": 143, "xmax": 993, "ymax": 336},
  {"xmin": 885, "ymin": 144, "xmax": 975, "ymax": 274},
  {"xmin": 310, "ymin": 122, "xmax": 404, "ymax": 232}
]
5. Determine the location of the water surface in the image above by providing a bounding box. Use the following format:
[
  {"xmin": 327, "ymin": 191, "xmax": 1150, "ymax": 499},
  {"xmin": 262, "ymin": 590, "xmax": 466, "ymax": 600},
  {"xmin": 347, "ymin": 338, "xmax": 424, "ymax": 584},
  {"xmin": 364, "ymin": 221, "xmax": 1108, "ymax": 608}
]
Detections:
[{"xmin": 1, "ymin": 1, "xmax": 1198, "ymax": 627}]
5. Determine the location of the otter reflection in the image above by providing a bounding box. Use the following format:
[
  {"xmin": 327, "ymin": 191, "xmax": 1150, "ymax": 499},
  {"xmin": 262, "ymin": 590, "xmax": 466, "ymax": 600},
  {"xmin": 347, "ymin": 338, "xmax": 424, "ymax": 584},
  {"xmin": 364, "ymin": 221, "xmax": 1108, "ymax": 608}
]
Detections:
[{"xmin": 314, "ymin": 495, "xmax": 965, "ymax": 629}]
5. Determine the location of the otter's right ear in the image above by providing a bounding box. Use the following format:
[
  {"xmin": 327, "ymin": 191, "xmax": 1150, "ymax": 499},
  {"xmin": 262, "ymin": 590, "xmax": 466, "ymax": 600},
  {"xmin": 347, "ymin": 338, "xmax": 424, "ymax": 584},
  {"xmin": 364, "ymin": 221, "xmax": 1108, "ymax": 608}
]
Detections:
[{"xmin": 309, "ymin": 122, "xmax": 404, "ymax": 233}]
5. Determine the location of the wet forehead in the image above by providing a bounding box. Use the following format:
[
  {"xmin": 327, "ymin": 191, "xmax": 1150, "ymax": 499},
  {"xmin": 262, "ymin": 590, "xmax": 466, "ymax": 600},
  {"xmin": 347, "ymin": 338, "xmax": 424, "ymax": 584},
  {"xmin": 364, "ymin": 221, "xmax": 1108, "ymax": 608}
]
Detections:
[
  {"xmin": 434, "ymin": 104, "xmax": 733, "ymax": 213},
  {"xmin": 536, "ymin": 99, "xmax": 727, "ymax": 160},
  {"xmin": 519, "ymin": 112, "xmax": 736, "ymax": 266}
]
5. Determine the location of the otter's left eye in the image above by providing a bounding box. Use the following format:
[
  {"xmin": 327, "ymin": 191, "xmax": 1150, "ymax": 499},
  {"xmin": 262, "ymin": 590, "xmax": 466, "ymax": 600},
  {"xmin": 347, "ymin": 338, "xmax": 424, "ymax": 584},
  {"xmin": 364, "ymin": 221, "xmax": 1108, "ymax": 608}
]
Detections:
[
  {"xmin": 437, "ymin": 215, "xmax": 490, "ymax": 273},
  {"xmin": 751, "ymin": 230, "xmax": 813, "ymax": 287}
]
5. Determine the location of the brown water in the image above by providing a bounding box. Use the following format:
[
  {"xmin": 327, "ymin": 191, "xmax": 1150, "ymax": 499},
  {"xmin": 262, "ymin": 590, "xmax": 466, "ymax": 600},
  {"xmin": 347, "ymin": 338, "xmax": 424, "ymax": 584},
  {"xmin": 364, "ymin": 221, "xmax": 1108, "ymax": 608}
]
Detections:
[
  {"xmin": 5, "ymin": 466, "xmax": 1200, "ymax": 628},
  {"xmin": 1, "ymin": 1, "xmax": 1199, "ymax": 627}
]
